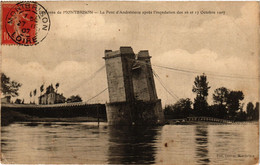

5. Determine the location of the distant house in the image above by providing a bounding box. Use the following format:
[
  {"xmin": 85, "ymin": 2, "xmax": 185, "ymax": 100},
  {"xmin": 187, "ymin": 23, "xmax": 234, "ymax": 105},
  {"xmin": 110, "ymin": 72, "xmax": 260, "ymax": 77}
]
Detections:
[
  {"xmin": 38, "ymin": 84, "xmax": 66, "ymax": 105},
  {"xmin": 1, "ymin": 96, "xmax": 11, "ymax": 104}
]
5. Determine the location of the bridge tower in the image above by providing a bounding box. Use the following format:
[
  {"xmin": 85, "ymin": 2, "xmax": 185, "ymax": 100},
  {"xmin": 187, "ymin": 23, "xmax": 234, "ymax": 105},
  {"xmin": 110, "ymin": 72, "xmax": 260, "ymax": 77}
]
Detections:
[{"xmin": 103, "ymin": 47, "xmax": 164, "ymax": 125}]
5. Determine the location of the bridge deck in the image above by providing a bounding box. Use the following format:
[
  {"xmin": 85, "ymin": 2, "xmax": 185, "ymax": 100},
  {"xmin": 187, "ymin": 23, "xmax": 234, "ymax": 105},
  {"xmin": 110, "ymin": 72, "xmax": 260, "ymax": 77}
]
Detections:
[
  {"xmin": 173, "ymin": 117, "xmax": 233, "ymax": 123},
  {"xmin": 1, "ymin": 102, "xmax": 93, "ymax": 108}
]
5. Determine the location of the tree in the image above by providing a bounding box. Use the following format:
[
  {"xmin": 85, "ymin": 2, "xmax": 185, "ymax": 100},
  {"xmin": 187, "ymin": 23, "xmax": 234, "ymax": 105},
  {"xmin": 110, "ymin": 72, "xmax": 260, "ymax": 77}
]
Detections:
[
  {"xmin": 192, "ymin": 73, "xmax": 211, "ymax": 99},
  {"xmin": 164, "ymin": 98, "xmax": 193, "ymax": 119},
  {"xmin": 30, "ymin": 91, "xmax": 32, "ymax": 103},
  {"xmin": 33, "ymin": 89, "xmax": 37, "ymax": 104},
  {"xmin": 192, "ymin": 73, "xmax": 211, "ymax": 116},
  {"xmin": 176, "ymin": 98, "xmax": 193, "ymax": 118},
  {"xmin": 226, "ymin": 91, "xmax": 244, "ymax": 119},
  {"xmin": 40, "ymin": 84, "xmax": 44, "ymax": 95},
  {"xmin": 213, "ymin": 87, "xmax": 229, "ymax": 105},
  {"xmin": 208, "ymin": 104, "xmax": 227, "ymax": 119},
  {"xmin": 56, "ymin": 83, "xmax": 59, "ymax": 92},
  {"xmin": 236, "ymin": 108, "xmax": 247, "ymax": 121},
  {"xmin": 66, "ymin": 95, "xmax": 82, "ymax": 103},
  {"xmin": 253, "ymin": 102, "xmax": 259, "ymax": 121},
  {"xmin": 1, "ymin": 73, "xmax": 22, "ymax": 97},
  {"xmin": 246, "ymin": 102, "xmax": 254, "ymax": 120},
  {"xmin": 212, "ymin": 87, "xmax": 230, "ymax": 119},
  {"xmin": 15, "ymin": 98, "xmax": 22, "ymax": 104}
]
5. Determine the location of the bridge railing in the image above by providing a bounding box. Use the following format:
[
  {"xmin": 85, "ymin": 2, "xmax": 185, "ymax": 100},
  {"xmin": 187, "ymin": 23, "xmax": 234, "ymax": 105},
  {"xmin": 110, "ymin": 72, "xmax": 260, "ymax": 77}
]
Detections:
[
  {"xmin": 174, "ymin": 117, "xmax": 233, "ymax": 123},
  {"xmin": 1, "ymin": 102, "xmax": 103, "ymax": 108}
]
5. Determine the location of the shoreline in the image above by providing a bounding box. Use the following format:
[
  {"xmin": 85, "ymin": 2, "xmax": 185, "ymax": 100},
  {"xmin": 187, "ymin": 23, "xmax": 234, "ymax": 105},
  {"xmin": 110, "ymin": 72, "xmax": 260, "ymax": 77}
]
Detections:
[{"xmin": 2, "ymin": 110, "xmax": 258, "ymax": 126}]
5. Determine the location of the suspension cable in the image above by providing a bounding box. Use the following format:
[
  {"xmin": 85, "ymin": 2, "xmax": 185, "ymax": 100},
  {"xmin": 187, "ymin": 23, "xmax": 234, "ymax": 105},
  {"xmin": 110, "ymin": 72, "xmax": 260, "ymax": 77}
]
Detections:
[
  {"xmin": 153, "ymin": 69, "xmax": 179, "ymax": 101},
  {"xmin": 86, "ymin": 87, "xmax": 108, "ymax": 103},
  {"xmin": 71, "ymin": 65, "xmax": 105, "ymax": 92},
  {"xmin": 152, "ymin": 64, "xmax": 259, "ymax": 80},
  {"xmin": 127, "ymin": 57, "xmax": 259, "ymax": 80}
]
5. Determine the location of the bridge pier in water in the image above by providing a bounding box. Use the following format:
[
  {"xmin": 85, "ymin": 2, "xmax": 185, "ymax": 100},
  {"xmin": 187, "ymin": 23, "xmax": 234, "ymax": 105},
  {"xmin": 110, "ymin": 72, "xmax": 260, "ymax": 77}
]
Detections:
[{"xmin": 103, "ymin": 47, "xmax": 165, "ymax": 125}]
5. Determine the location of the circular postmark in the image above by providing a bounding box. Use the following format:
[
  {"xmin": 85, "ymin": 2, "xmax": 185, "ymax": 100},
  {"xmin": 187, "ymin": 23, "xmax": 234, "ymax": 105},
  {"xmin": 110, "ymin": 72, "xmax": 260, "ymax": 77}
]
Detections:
[{"xmin": 5, "ymin": 2, "xmax": 50, "ymax": 46}]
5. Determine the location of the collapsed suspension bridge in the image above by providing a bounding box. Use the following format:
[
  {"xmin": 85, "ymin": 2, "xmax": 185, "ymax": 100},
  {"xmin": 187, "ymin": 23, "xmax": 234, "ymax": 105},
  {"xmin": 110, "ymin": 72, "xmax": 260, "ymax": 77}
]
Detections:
[{"xmin": 2, "ymin": 48, "xmax": 259, "ymax": 124}]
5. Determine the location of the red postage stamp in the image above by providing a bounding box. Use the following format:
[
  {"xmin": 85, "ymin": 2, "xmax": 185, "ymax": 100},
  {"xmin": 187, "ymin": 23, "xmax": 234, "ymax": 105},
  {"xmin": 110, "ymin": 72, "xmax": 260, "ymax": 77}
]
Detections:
[{"xmin": 1, "ymin": 2, "xmax": 50, "ymax": 46}]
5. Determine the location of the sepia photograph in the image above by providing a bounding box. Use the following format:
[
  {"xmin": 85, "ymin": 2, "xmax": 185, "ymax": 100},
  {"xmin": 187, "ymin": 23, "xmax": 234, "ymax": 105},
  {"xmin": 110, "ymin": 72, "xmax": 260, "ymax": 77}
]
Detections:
[{"xmin": 1, "ymin": 1, "xmax": 259, "ymax": 164}]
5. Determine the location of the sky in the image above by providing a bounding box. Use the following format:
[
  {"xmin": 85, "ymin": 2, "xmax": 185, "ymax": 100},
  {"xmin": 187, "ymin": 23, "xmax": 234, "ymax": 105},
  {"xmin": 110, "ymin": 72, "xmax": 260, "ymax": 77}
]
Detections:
[{"xmin": 1, "ymin": 1, "xmax": 259, "ymax": 107}]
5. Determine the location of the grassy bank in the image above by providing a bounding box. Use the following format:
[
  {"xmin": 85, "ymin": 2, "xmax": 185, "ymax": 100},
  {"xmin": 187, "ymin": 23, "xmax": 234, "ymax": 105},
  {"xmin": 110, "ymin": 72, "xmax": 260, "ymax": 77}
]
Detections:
[{"xmin": 1, "ymin": 110, "xmax": 33, "ymax": 126}]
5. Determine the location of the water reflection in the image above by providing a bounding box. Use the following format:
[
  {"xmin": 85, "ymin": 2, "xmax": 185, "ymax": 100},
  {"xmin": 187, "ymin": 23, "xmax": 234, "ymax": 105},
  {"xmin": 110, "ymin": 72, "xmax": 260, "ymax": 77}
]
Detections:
[
  {"xmin": 1, "ymin": 122, "xmax": 109, "ymax": 164},
  {"xmin": 1, "ymin": 122, "xmax": 258, "ymax": 164},
  {"xmin": 195, "ymin": 125, "xmax": 210, "ymax": 165},
  {"xmin": 107, "ymin": 126, "xmax": 160, "ymax": 164}
]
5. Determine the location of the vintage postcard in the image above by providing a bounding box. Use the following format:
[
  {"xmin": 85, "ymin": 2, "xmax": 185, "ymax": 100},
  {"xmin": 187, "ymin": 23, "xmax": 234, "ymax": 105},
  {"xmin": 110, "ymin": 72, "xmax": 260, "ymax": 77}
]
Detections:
[{"xmin": 1, "ymin": 1, "xmax": 259, "ymax": 164}]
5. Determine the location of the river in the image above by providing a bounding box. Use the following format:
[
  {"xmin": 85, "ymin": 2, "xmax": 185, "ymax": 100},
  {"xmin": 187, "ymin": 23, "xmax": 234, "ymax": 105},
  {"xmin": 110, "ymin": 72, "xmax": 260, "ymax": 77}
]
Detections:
[{"xmin": 1, "ymin": 122, "xmax": 258, "ymax": 164}]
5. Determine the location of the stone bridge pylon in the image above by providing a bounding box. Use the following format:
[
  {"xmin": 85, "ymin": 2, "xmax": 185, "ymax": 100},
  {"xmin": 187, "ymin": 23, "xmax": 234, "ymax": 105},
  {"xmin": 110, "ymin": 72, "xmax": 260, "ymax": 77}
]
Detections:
[{"xmin": 103, "ymin": 47, "xmax": 165, "ymax": 125}]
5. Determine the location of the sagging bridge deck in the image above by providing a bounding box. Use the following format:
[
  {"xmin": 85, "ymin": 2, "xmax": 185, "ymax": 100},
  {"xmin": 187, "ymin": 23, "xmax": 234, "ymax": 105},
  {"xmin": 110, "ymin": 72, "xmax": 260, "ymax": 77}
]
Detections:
[
  {"xmin": 1, "ymin": 102, "xmax": 107, "ymax": 118},
  {"xmin": 173, "ymin": 117, "xmax": 233, "ymax": 124}
]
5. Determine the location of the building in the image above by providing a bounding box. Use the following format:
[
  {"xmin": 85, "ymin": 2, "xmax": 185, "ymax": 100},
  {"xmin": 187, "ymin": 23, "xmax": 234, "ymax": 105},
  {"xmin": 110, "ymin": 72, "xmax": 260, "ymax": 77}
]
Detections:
[
  {"xmin": 1, "ymin": 96, "xmax": 11, "ymax": 104},
  {"xmin": 103, "ymin": 47, "xmax": 165, "ymax": 125},
  {"xmin": 38, "ymin": 84, "xmax": 66, "ymax": 105}
]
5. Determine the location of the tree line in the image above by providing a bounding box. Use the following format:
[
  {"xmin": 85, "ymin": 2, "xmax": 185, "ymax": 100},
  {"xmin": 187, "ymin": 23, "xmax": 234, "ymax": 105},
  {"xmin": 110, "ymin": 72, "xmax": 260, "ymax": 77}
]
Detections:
[
  {"xmin": 1, "ymin": 73, "xmax": 82, "ymax": 104},
  {"xmin": 164, "ymin": 73, "xmax": 259, "ymax": 121}
]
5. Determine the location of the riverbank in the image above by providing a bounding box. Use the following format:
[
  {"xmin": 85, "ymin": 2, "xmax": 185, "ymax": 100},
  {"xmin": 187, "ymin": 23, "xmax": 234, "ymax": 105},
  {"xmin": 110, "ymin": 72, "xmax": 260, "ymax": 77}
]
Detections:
[{"xmin": 1, "ymin": 110, "xmax": 31, "ymax": 126}]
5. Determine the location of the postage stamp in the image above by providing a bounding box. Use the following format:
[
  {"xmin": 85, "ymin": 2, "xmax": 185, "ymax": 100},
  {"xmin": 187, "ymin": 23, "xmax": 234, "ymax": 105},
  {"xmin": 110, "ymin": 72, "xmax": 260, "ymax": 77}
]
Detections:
[{"xmin": 2, "ymin": 1, "xmax": 50, "ymax": 46}]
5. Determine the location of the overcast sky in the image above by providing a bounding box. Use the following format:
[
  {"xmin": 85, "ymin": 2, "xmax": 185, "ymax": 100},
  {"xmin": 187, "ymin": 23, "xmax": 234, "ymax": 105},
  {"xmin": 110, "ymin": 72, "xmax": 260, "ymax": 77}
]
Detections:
[{"xmin": 2, "ymin": 2, "xmax": 259, "ymax": 107}]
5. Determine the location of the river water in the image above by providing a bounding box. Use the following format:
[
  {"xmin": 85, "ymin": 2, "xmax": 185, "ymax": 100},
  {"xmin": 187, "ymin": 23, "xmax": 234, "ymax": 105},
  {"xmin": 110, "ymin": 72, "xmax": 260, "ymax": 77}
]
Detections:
[{"xmin": 1, "ymin": 122, "xmax": 258, "ymax": 164}]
